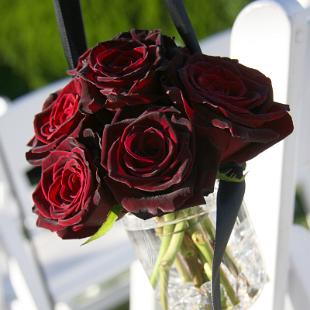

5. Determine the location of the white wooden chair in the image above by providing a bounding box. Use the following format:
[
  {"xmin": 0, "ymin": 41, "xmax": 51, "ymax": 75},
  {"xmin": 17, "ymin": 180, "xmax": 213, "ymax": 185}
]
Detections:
[
  {"xmin": 293, "ymin": 0, "xmax": 310, "ymax": 221},
  {"xmin": 0, "ymin": 80, "xmax": 135, "ymax": 310},
  {"xmin": 130, "ymin": 1, "xmax": 310, "ymax": 309},
  {"xmin": 231, "ymin": 1, "xmax": 310, "ymax": 309}
]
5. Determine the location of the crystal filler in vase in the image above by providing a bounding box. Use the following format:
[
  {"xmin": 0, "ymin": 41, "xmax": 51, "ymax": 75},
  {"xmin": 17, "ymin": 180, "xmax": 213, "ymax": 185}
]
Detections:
[{"xmin": 123, "ymin": 191, "xmax": 268, "ymax": 310}]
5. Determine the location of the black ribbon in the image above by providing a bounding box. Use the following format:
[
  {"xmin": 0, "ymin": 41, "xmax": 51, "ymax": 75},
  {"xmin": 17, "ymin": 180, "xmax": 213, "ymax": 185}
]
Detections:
[
  {"xmin": 213, "ymin": 180, "xmax": 245, "ymax": 309},
  {"xmin": 164, "ymin": 1, "xmax": 246, "ymax": 309},
  {"xmin": 164, "ymin": 0, "xmax": 201, "ymax": 54},
  {"xmin": 53, "ymin": 0, "xmax": 87, "ymax": 69}
]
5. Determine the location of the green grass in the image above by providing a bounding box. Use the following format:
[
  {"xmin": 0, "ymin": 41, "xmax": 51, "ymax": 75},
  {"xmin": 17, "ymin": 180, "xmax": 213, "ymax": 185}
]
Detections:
[
  {"xmin": 0, "ymin": 0, "xmax": 250, "ymax": 99},
  {"xmin": 112, "ymin": 302, "xmax": 129, "ymax": 310},
  {"xmin": 294, "ymin": 188, "xmax": 309, "ymax": 229}
]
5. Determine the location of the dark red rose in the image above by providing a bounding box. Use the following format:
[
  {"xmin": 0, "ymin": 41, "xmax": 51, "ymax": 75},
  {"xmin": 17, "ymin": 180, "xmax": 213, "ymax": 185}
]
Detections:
[
  {"xmin": 72, "ymin": 29, "xmax": 177, "ymax": 109},
  {"xmin": 26, "ymin": 78, "xmax": 106, "ymax": 165},
  {"xmin": 164, "ymin": 53, "xmax": 294, "ymax": 163},
  {"xmin": 101, "ymin": 106, "xmax": 220, "ymax": 217},
  {"xmin": 33, "ymin": 137, "xmax": 117, "ymax": 239}
]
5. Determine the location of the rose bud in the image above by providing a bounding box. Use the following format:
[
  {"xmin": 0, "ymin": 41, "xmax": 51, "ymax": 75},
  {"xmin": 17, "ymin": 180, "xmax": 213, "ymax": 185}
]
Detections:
[
  {"xmin": 163, "ymin": 53, "xmax": 294, "ymax": 164},
  {"xmin": 72, "ymin": 29, "xmax": 177, "ymax": 108},
  {"xmin": 32, "ymin": 137, "xmax": 117, "ymax": 239},
  {"xmin": 101, "ymin": 106, "xmax": 220, "ymax": 218}
]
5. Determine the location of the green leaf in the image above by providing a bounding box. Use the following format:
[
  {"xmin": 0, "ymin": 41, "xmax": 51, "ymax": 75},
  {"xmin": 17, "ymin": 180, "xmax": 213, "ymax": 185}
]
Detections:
[
  {"xmin": 82, "ymin": 204, "xmax": 122, "ymax": 246},
  {"xmin": 217, "ymin": 171, "xmax": 247, "ymax": 183}
]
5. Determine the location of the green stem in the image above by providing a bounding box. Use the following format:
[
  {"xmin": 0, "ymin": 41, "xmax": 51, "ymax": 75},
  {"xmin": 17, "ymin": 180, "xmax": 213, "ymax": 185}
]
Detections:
[
  {"xmin": 150, "ymin": 213, "xmax": 175, "ymax": 288},
  {"xmin": 220, "ymin": 269, "xmax": 239, "ymax": 307},
  {"xmin": 203, "ymin": 262, "xmax": 212, "ymax": 280},
  {"xmin": 160, "ymin": 219, "xmax": 187, "ymax": 268},
  {"xmin": 151, "ymin": 208, "xmax": 240, "ymax": 309},
  {"xmin": 174, "ymin": 255, "xmax": 192, "ymax": 283},
  {"xmin": 202, "ymin": 215, "xmax": 239, "ymax": 278},
  {"xmin": 158, "ymin": 218, "xmax": 187, "ymax": 310},
  {"xmin": 191, "ymin": 230, "xmax": 239, "ymax": 306},
  {"xmin": 223, "ymin": 249, "xmax": 240, "ymax": 279},
  {"xmin": 202, "ymin": 215, "xmax": 215, "ymax": 240},
  {"xmin": 180, "ymin": 233, "xmax": 207, "ymax": 286},
  {"xmin": 159, "ymin": 266, "xmax": 169, "ymax": 310},
  {"xmin": 191, "ymin": 231, "xmax": 213, "ymax": 264}
]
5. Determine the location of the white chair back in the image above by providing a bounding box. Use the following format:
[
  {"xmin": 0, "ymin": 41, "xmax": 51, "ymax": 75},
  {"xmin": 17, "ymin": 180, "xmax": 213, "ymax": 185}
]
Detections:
[
  {"xmin": 231, "ymin": 1, "xmax": 310, "ymax": 309},
  {"xmin": 0, "ymin": 80, "xmax": 134, "ymax": 309},
  {"xmin": 294, "ymin": 0, "xmax": 310, "ymax": 216},
  {"xmin": 128, "ymin": 1, "xmax": 310, "ymax": 309},
  {"xmin": 0, "ymin": 80, "xmax": 67, "ymax": 228}
]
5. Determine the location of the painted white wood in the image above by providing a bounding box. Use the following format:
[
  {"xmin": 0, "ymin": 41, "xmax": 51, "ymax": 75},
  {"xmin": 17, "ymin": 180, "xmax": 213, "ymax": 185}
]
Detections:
[
  {"xmin": 0, "ymin": 186, "xmax": 6, "ymax": 310},
  {"xmin": 0, "ymin": 251, "xmax": 7, "ymax": 310},
  {"xmin": 295, "ymin": 10, "xmax": 310, "ymax": 217},
  {"xmin": 231, "ymin": 1, "xmax": 310, "ymax": 310},
  {"xmin": 0, "ymin": 167, "xmax": 53, "ymax": 310},
  {"xmin": 288, "ymin": 225, "xmax": 310, "ymax": 309},
  {"xmin": 0, "ymin": 186, "xmax": 9, "ymax": 310},
  {"xmin": 0, "ymin": 98, "xmax": 8, "ymax": 117},
  {"xmin": 0, "ymin": 79, "xmax": 69, "ymax": 228},
  {"xmin": 285, "ymin": 295, "xmax": 295, "ymax": 310},
  {"xmin": 200, "ymin": 30, "xmax": 231, "ymax": 57},
  {"xmin": 130, "ymin": 261, "xmax": 157, "ymax": 310},
  {"xmin": 297, "ymin": 0, "xmax": 310, "ymax": 8},
  {"xmin": 129, "ymin": 3, "xmax": 310, "ymax": 307},
  {"xmin": 0, "ymin": 95, "xmax": 48, "ymax": 310}
]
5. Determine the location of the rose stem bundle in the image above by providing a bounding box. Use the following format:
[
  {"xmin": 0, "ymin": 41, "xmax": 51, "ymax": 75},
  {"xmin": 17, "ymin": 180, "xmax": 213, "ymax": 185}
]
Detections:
[
  {"xmin": 158, "ymin": 215, "xmax": 187, "ymax": 309},
  {"xmin": 150, "ymin": 213, "xmax": 176, "ymax": 287},
  {"xmin": 150, "ymin": 208, "xmax": 240, "ymax": 310},
  {"xmin": 190, "ymin": 225, "xmax": 239, "ymax": 305}
]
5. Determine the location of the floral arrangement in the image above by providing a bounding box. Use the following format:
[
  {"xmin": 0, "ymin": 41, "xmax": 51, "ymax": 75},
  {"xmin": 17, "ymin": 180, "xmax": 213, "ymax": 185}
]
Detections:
[{"xmin": 26, "ymin": 29, "xmax": 293, "ymax": 309}]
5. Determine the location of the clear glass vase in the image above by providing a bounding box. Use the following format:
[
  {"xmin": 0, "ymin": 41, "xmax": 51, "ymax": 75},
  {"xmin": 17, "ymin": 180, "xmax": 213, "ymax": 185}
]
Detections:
[{"xmin": 123, "ymin": 191, "xmax": 268, "ymax": 310}]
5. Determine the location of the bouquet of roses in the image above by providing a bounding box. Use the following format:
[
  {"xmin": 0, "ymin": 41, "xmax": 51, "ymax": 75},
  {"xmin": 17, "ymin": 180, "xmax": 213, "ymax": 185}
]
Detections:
[{"xmin": 26, "ymin": 29, "xmax": 293, "ymax": 309}]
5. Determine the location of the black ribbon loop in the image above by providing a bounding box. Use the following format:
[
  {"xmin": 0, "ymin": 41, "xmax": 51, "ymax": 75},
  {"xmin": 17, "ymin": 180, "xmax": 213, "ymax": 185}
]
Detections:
[
  {"xmin": 53, "ymin": 0, "xmax": 87, "ymax": 69},
  {"xmin": 164, "ymin": 1, "xmax": 246, "ymax": 309}
]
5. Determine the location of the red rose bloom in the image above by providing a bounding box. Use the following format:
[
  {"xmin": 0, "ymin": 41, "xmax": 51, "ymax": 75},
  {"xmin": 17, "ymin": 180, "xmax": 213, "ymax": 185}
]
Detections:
[
  {"xmin": 101, "ymin": 106, "xmax": 219, "ymax": 217},
  {"xmin": 33, "ymin": 137, "xmax": 117, "ymax": 239},
  {"xmin": 72, "ymin": 29, "xmax": 177, "ymax": 108},
  {"xmin": 26, "ymin": 78, "xmax": 105, "ymax": 165},
  {"xmin": 164, "ymin": 54, "xmax": 294, "ymax": 163}
]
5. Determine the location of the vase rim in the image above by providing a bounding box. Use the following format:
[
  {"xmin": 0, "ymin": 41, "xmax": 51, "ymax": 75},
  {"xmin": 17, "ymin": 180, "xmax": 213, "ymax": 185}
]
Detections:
[{"xmin": 122, "ymin": 198, "xmax": 216, "ymax": 231}]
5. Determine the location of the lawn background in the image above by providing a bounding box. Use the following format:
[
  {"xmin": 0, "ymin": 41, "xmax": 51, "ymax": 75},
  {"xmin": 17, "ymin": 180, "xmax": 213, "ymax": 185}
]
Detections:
[{"xmin": 0, "ymin": 0, "xmax": 249, "ymax": 99}]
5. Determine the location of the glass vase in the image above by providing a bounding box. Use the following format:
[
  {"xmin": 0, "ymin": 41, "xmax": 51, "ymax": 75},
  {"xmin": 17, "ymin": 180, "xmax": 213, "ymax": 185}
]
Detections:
[{"xmin": 123, "ymin": 191, "xmax": 268, "ymax": 310}]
